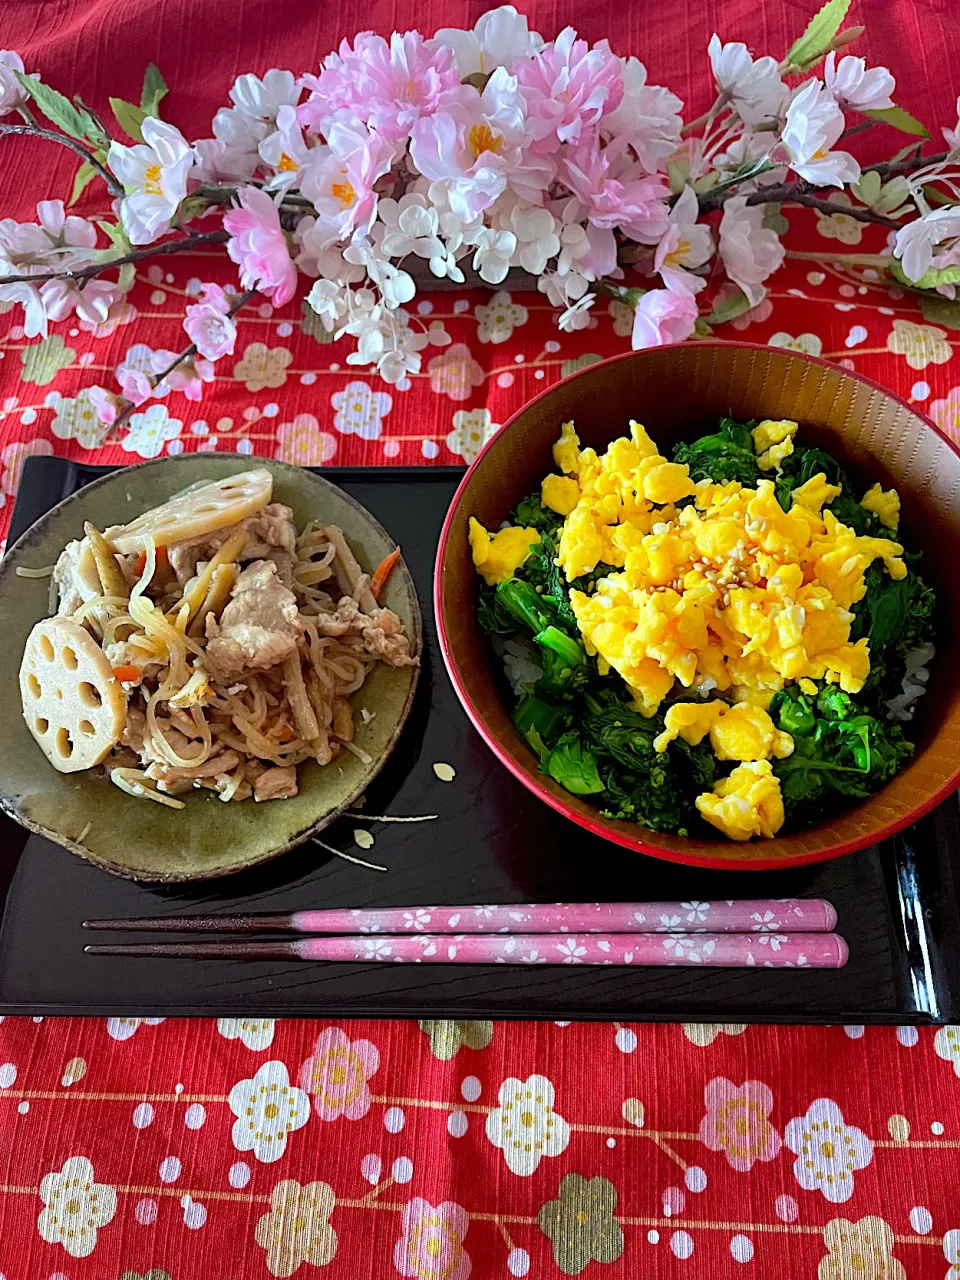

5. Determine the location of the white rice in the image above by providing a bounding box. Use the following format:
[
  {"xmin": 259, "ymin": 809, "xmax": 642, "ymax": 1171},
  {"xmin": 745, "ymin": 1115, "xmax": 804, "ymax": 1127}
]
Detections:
[{"xmin": 885, "ymin": 643, "xmax": 935, "ymax": 721}]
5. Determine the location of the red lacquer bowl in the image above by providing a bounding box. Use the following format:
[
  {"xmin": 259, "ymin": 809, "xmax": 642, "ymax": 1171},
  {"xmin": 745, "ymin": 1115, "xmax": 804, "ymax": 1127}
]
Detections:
[{"xmin": 434, "ymin": 341, "xmax": 960, "ymax": 870}]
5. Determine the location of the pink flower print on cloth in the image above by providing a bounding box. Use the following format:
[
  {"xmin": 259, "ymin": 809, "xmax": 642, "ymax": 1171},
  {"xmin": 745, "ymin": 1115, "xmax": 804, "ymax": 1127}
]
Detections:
[
  {"xmin": 394, "ymin": 1198, "xmax": 471, "ymax": 1280},
  {"xmin": 299, "ymin": 1025, "xmax": 379, "ymax": 1121},
  {"xmin": 699, "ymin": 1077, "xmax": 782, "ymax": 1172}
]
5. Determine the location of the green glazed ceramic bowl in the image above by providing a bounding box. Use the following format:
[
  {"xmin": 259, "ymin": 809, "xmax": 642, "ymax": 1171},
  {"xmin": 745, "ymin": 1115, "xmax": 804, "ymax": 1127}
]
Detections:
[{"xmin": 0, "ymin": 455, "xmax": 421, "ymax": 882}]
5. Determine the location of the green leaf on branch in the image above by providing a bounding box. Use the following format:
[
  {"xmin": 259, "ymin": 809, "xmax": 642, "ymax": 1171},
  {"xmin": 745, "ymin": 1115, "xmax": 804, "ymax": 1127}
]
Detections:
[
  {"xmin": 140, "ymin": 64, "xmax": 168, "ymax": 115},
  {"xmin": 891, "ymin": 260, "xmax": 960, "ymax": 291},
  {"xmin": 68, "ymin": 161, "xmax": 97, "ymax": 206},
  {"xmin": 14, "ymin": 72, "xmax": 95, "ymax": 140},
  {"xmin": 918, "ymin": 294, "xmax": 960, "ymax": 330},
  {"xmin": 175, "ymin": 195, "xmax": 208, "ymax": 226},
  {"xmin": 785, "ymin": 0, "xmax": 851, "ymax": 72},
  {"xmin": 706, "ymin": 287, "xmax": 752, "ymax": 325},
  {"xmin": 72, "ymin": 95, "xmax": 111, "ymax": 148},
  {"xmin": 109, "ymin": 97, "xmax": 147, "ymax": 142},
  {"xmin": 117, "ymin": 262, "xmax": 137, "ymax": 292},
  {"xmin": 96, "ymin": 220, "xmax": 132, "ymax": 253},
  {"xmin": 862, "ymin": 105, "xmax": 929, "ymax": 139}
]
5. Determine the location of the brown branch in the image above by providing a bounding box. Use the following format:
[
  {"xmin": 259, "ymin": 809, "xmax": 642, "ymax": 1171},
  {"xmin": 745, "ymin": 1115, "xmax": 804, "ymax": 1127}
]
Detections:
[
  {"xmin": 0, "ymin": 120, "xmax": 122, "ymax": 196},
  {"xmin": 742, "ymin": 187, "xmax": 901, "ymax": 227},
  {"xmin": 108, "ymin": 289, "xmax": 257, "ymax": 438},
  {"xmin": 0, "ymin": 229, "xmax": 230, "ymax": 286},
  {"xmin": 865, "ymin": 149, "xmax": 949, "ymax": 179}
]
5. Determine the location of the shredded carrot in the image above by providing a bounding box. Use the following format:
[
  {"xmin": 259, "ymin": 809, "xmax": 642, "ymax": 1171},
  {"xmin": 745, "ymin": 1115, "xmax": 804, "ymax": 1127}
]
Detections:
[
  {"xmin": 370, "ymin": 546, "xmax": 401, "ymax": 600},
  {"xmin": 276, "ymin": 724, "xmax": 296, "ymax": 743},
  {"xmin": 112, "ymin": 665, "xmax": 142, "ymax": 684},
  {"xmin": 134, "ymin": 545, "xmax": 168, "ymax": 578}
]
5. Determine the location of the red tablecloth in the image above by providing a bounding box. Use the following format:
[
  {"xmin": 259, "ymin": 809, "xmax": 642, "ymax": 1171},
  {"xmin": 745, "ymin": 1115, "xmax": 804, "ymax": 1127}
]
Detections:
[{"xmin": 4, "ymin": 3, "xmax": 960, "ymax": 1277}]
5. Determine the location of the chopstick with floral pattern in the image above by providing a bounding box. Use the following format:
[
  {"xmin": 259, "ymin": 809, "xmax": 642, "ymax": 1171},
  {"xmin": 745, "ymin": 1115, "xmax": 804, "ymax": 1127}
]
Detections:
[
  {"xmin": 83, "ymin": 899, "xmax": 837, "ymax": 936},
  {"xmin": 83, "ymin": 931, "xmax": 848, "ymax": 967}
]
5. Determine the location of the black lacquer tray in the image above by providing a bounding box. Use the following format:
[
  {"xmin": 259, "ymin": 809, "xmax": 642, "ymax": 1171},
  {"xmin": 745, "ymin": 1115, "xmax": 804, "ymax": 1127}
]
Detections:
[{"xmin": 0, "ymin": 455, "xmax": 956, "ymax": 1022}]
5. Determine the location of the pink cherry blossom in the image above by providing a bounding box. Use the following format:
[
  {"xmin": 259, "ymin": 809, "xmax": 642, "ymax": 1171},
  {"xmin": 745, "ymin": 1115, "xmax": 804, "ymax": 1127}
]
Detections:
[
  {"xmin": 161, "ymin": 356, "xmax": 215, "ymax": 402},
  {"xmin": 298, "ymin": 31, "xmax": 465, "ymax": 140},
  {"xmin": 700, "ymin": 1077, "xmax": 782, "ymax": 1173},
  {"xmin": 563, "ymin": 136, "xmax": 670, "ymax": 244},
  {"xmin": 1, "ymin": 437, "xmax": 52, "ymax": 497},
  {"xmin": 299, "ymin": 1026, "xmax": 379, "ymax": 1121},
  {"xmin": 117, "ymin": 366, "xmax": 154, "ymax": 406},
  {"xmin": 513, "ymin": 26, "xmax": 624, "ymax": 153},
  {"xmin": 631, "ymin": 287, "xmax": 698, "ymax": 349},
  {"xmin": 88, "ymin": 385, "xmax": 125, "ymax": 427},
  {"xmin": 300, "ymin": 112, "xmax": 395, "ymax": 248},
  {"xmin": 410, "ymin": 70, "xmax": 527, "ymax": 222},
  {"xmin": 223, "ymin": 186, "xmax": 297, "ymax": 306},
  {"xmin": 183, "ymin": 283, "xmax": 238, "ymax": 361}
]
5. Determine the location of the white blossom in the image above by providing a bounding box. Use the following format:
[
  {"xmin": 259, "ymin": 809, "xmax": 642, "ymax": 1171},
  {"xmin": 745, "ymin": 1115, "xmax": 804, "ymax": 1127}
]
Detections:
[
  {"xmin": 258, "ymin": 104, "xmax": 314, "ymax": 191},
  {"xmin": 377, "ymin": 194, "xmax": 444, "ymax": 261},
  {"xmin": 0, "ymin": 50, "xmax": 32, "ymax": 116},
  {"xmin": 707, "ymin": 36, "xmax": 788, "ymax": 126},
  {"xmin": 780, "ymin": 80, "xmax": 860, "ymax": 187},
  {"xmin": 537, "ymin": 268, "xmax": 589, "ymax": 308},
  {"xmin": 719, "ymin": 195, "xmax": 785, "ymax": 306},
  {"xmin": 431, "ymin": 6, "xmax": 543, "ymax": 78},
  {"xmin": 943, "ymin": 95, "xmax": 960, "ymax": 156},
  {"xmin": 229, "ymin": 69, "xmax": 300, "ymax": 123},
  {"xmin": 509, "ymin": 203, "xmax": 560, "ymax": 274},
  {"xmin": 471, "ymin": 227, "xmax": 516, "ymax": 284},
  {"xmin": 558, "ymin": 293, "xmax": 595, "ymax": 331},
  {"xmin": 0, "ymin": 281, "xmax": 46, "ymax": 337},
  {"xmin": 599, "ymin": 52, "xmax": 684, "ymax": 173},
  {"xmin": 824, "ymin": 53, "xmax": 895, "ymax": 113},
  {"xmin": 305, "ymin": 278, "xmax": 349, "ymax": 331},
  {"xmin": 654, "ymin": 185, "xmax": 713, "ymax": 293},
  {"xmin": 893, "ymin": 206, "xmax": 960, "ymax": 283},
  {"xmin": 108, "ymin": 118, "xmax": 195, "ymax": 245}
]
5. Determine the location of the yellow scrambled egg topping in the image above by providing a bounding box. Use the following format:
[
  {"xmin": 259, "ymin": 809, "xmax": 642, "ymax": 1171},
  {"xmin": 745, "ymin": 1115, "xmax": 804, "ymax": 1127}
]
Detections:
[
  {"xmin": 533, "ymin": 419, "xmax": 907, "ymax": 840},
  {"xmin": 469, "ymin": 516, "xmax": 540, "ymax": 586}
]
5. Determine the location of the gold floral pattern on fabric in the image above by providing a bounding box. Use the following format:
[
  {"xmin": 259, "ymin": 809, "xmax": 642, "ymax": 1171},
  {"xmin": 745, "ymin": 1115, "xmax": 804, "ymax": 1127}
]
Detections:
[{"xmin": 537, "ymin": 1174, "xmax": 624, "ymax": 1275}]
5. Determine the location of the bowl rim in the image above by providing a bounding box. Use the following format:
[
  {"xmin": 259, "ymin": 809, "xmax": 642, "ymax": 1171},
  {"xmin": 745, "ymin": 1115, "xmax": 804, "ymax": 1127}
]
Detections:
[
  {"xmin": 0, "ymin": 452, "xmax": 423, "ymax": 882},
  {"xmin": 434, "ymin": 339, "xmax": 960, "ymax": 870}
]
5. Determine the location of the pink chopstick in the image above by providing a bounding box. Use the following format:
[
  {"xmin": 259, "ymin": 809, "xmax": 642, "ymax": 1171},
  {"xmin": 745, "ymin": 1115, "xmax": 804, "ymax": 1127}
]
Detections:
[
  {"xmin": 83, "ymin": 899, "xmax": 837, "ymax": 936},
  {"xmin": 84, "ymin": 931, "xmax": 848, "ymax": 968}
]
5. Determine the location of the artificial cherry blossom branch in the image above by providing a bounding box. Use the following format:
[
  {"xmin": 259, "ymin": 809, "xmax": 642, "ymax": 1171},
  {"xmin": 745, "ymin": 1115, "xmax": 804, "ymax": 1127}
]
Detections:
[
  {"xmin": 107, "ymin": 287, "xmax": 257, "ymax": 439},
  {"xmin": 0, "ymin": 120, "xmax": 122, "ymax": 197},
  {"xmin": 0, "ymin": 228, "xmax": 229, "ymax": 286}
]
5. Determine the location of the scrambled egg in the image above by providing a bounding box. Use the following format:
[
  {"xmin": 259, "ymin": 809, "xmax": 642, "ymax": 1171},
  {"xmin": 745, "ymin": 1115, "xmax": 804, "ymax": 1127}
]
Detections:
[
  {"xmin": 752, "ymin": 419, "xmax": 798, "ymax": 471},
  {"xmin": 653, "ymin": 701, "xmax": 794, "ymax": 761},
  {"xmin": 469, "ymin": 517, "xmax": 539, "ymax": 586},
  {"xmin": 696, "ymin": 761, "xmax": 785, "ymax": 841},
  {"xmin": 860, "ymin": 482, "xmax": 900, "ymax": 531}
]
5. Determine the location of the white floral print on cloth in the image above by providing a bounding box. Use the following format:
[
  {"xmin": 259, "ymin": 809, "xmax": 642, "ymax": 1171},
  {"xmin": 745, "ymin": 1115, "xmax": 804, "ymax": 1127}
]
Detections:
[
  {"xmin": 116, "ymin": 342, "xmax": 170, "ymax": 396},
  {"xmin": 50, "ymin": 388, "xmax": 110, "ymax": 450},
  {"xmin": 298, "ymin": 1025, "xmax": 379, "ymax": 1121},
  {"xmin": 106, "ymin": 1016, "xmax": 164, "ymax": 1042},
  {"xmin": 394, "ymin": 1197, "xmax": 471, "ymax": 1280},
  {"xmin": 886, "ymin": 320, "xmax": 952, "ymax": 370},
  {"xmin": 934, "ymin": 1026, "xmax": 960, "ymax": 1077},
  {"xmin": 427, "ymin": 344, "xmax": 485, "ymax": 402},
  {"xmin": 233, "ymin": 342, "xmax": 293, "ymax": 392},
  {"xmin": 228, "ymin": 1059, "xmax": 310, "ymax": 1163},
  {"xmin": 944, "ymin": 1228, "xmax": 960, "ymax": 1278},
  {"xmin": 120, "ymin": 403, "xmax": 182, "ymax": 459},
  {"xmin": 699, "ymin": 1077, "xmax": 782, "ymax": 1172},
  {"xmin": 331, "ymin": 381, "xmax": 392, "ymax": 440},
  {"xmin": 784, "ymin": 1098, "xmax": 873, "ymax": 1203},
  {"xmin": 254, "ymin": 1179, "xmax": 337, "ymax": 1278},
  {"xmin": 486, "ymin": 1073, "xmax": 570, "ymax": 1176},
  {"xmin": 217, "ymin": 1017, "xmax": 276, "ymax": 1051},
  {"xmin": 445, "ymin": 408, "xmax": 500, "ymax": 463},
  {"xmin": 475, "ymin": 291, "xmax": 528, "ymax": 344},
  {"xmin": 274, "ymin": 412, "xmax": 338, "ymax": 464},
  {"xmin": 768, "ymin": 331, "xmax": 824, "ymax": 356},
  {"xmin": 815, "ymin": 194, "xmax": 864, "ymax": 245},
  {"xmin": 818, "ymin": 1216, "xmax": 905, "ymax": 1280},
  {"xmin": 37, "ymin": 1155, "xmax": 117, "ymax": 1259},
  {"xmin": 0, "ymin": 437, "xmax": 52, "ymax": 499},
  {"xmin": 683, "ymin": 1023, "xmax": 748, "ymax": 1047}
]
